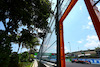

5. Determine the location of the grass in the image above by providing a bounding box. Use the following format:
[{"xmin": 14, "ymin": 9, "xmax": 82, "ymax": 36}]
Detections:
[
  {"xmin": 18, "ymin": 62, "xmax": 32, "ymax": 67},
  {"xmin": 26, "ymin": 64, "xmax": 31, "ymax": 67}
]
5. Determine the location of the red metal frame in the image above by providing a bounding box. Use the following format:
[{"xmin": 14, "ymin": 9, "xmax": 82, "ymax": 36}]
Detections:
[
  {"xmin": 84, "ymin": 0, "xmax": 100, "ymax": 41},
  {"xmin": 59, "ymin": 0, "xmax": 78, "ymax": 67},
  {"xmin": 58, "ymin": 0, "xmax": 100, "ymax": 67}
]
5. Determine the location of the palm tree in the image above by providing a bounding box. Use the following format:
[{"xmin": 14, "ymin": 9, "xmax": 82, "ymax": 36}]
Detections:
[{"xmin": 17, "ymin": 29, "xmax": 40, "ymax": 53}]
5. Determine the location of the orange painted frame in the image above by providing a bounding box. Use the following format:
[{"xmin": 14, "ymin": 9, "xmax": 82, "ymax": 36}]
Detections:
[
  {"xmin": 84, "ymin": 0, "xmax": 100, "ymax": 41},
  {"xmin": 58, "ymin": 0, "xmax": 78, "ymax": 67}
]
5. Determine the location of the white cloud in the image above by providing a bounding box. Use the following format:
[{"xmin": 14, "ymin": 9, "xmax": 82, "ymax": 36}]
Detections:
[
  {"xmin": 77, "ymin": 40, "xmax": 84, "ymax": 43},
  {"xmin": 97, "ymin": 5, "xmax": 100, "ymax": 11},
  {"xmin": 82, "ymin": 25, "xmax": 91, "ymax": 29},
  {"xmin": 86, "ymin": 26, "xmax": 90, "ymax": 29},
  {"xmin": 65, "ymin": 45, "xmax": 69, "ymax": 53},
  {"xmin": 86, "ymin": 35, "xmax": 98, "ymax": 41},
  {"xmin": 84, "ymin": 35, "xmax": 100, "ymax": 48},
  {"xmin": 82, "ymin": 17, "xmax": 93, "ymax": 30},
  {"xmin": 80, "ymin": 6, "xmax": 82, "ymax": 10},
  {"xmin": 88, "ymin": 22, "xmax": 92, "ymax": 25},
  {"xmin": 88, "ymin": 16, "xmax": 91, "ymax": 20}
]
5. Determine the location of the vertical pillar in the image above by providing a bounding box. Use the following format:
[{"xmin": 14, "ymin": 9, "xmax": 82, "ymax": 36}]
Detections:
[
  {"xmin": 56, "ymin": 0, "xmax": 66, "ymax": 66},
  {"xmin": 59, "ymin": 22, "xmax": 66, "ymax": 67},
  {"xmin": 39, "ymin": 37, "xmax": 45, "ymax": 62},
  {"xmin": 56, "ymin": 0, "xmax": 61, "ymax": 66}
]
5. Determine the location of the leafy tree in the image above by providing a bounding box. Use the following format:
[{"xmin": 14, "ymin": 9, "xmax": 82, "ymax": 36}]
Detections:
[
  {"xmin": 20, "ymin": 52, "xmax": 29, "ymax": 62},
  {"xmin": 30, "ymin": 54, "xmax": 34, "ymax": 59},
  {"xmin": 8, "ymin": 52, "xmax": 19, "ymax": 67},
  {"xmin": 0, "ymin": 30, "xmax": 11, "ymax": 67},
  {"xmin": 0, "ymin": 0, "xmax": 52, "ymax": 49},
  {"xmin": 17, "ymin": 29, "xmax": 40, "ymax": 52},
  {"xmin": 95, "ymin": 47, "xmax": 100, "ymax": 57},
  {"xmin": 95, "ymin": 47, "xmax": 100, "ymax": 50},
  {"xmin": 0, "ymin": 0, "xmax": 52, "ymax": 66}
]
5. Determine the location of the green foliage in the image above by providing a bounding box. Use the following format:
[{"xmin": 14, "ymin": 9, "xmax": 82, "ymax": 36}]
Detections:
[
  {"xmin": 0, "ymin": 31, "xmax": 11, "ymax": 67},
  {"xmin": 0, "ymin": 44, "xmax": 11, "ymax": 67},
  {"xmin": 95, "ymin": 47, "xmax": 100, "ymax": 50},
  {"xmin": 19, "ymin": 30, "xmax": 40, "ymax": 49},
  {"xmin": 18, "ymin": 62, "xmax": 31, "ymax": 67},
  {"xmin": 20, "ymin": 52, "xmax": 29, "ymax": 62},
  {"xmin": 8, "ymin": 52, "xmax": 19, "ymax": 67},
  {"xmin": 0, "ymin": 0, "xmax": 52, "ymax": 66},
  {"xmin": 90, "ymin": 54, "xmax": 96, "ymax": 57},
  {"xmin": 0, "ymin": 0, "xmax": 52, "ymax": 37},
  {"xmin": 0, "ymin": 0, "xmax": 52, "ymax": 52},
  {"xmin": 30, "ymin": 54, "xmax": 34, "ymax": 59},
  {"xmin": 18, "ymin": 52, "xmax": 33, "ymax": 67}
]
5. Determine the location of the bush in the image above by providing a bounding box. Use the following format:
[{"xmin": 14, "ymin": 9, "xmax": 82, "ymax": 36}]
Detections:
[
  {"xmin": 18, "ymin": 62, "xmax": 31, "ymax": 67},
  {"xmin": 0, "ymin": 44, "xmax": 11, "ymax": 67}
]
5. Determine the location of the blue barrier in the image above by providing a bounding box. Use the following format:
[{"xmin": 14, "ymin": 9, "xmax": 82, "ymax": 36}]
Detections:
[
  {"xmin": 49, "ymin": 58, "xmax": 100, "ymax": 64},
  {"xmin": 73, "ymin": 58, "xmax": 100, "ymax": 64}
]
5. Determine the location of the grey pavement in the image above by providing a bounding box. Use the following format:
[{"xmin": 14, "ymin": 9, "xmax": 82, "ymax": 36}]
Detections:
[{"xmin": 32, "ymin": 59, "xmax": 38, "ymax": 67}]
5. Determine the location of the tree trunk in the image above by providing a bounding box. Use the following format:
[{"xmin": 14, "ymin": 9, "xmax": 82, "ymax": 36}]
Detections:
[
  {"xmin": 17, "ymin": 46, "xmax": 20, "ymax": 53},
  {"xmin": 2, "ymin": 21, "xmax": 6, "ymax": 30},
  {"xmin": 17, "ymin": 43, "xmax": 21, "ymax": 53}
]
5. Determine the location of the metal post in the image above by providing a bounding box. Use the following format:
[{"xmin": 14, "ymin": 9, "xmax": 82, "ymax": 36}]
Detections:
[
  {"xmin": 78, "ymin": 46, "xmax": 79, "ymax": 51},
  {"xmin": 56, "ymin": 0, "xmax": 66, "ymax": 67},
  {"xmin": 59, "ymin": 22, "xmax": 66, "ymax": 67},
  {"xmin": 56, "ymin": 0, "xmax": 61, "ymax": 67},
  {"xmin": 68, "ymin": 42, "xmax": 71, "ymax": 53},
  {"xmin": 40, "ymin": 38, "xmax": 44, "ymax": 62}
]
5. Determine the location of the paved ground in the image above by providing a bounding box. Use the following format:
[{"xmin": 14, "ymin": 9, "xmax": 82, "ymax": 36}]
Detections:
[
  {"xmin": 66, "ymin": 62, "xmax": 100, "ymax": 67},
  {"xmin": 32, "ymin": 59, "xmax": 38, "ymax": 67}
]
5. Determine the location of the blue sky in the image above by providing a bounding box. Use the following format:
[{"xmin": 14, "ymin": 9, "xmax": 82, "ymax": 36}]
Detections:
[
  {"xmin": 63, "ymin": 0, "xmax": 100, "ymax": 53},
  {"xmin": 0, "ymin": 0, "xmax": 100, "ymax": 53}
]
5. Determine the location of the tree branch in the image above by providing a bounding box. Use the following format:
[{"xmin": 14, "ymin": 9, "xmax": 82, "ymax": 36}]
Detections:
[{"xmin": 2, "ymin": 21, "xmax": 7, "ymax": 30}]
